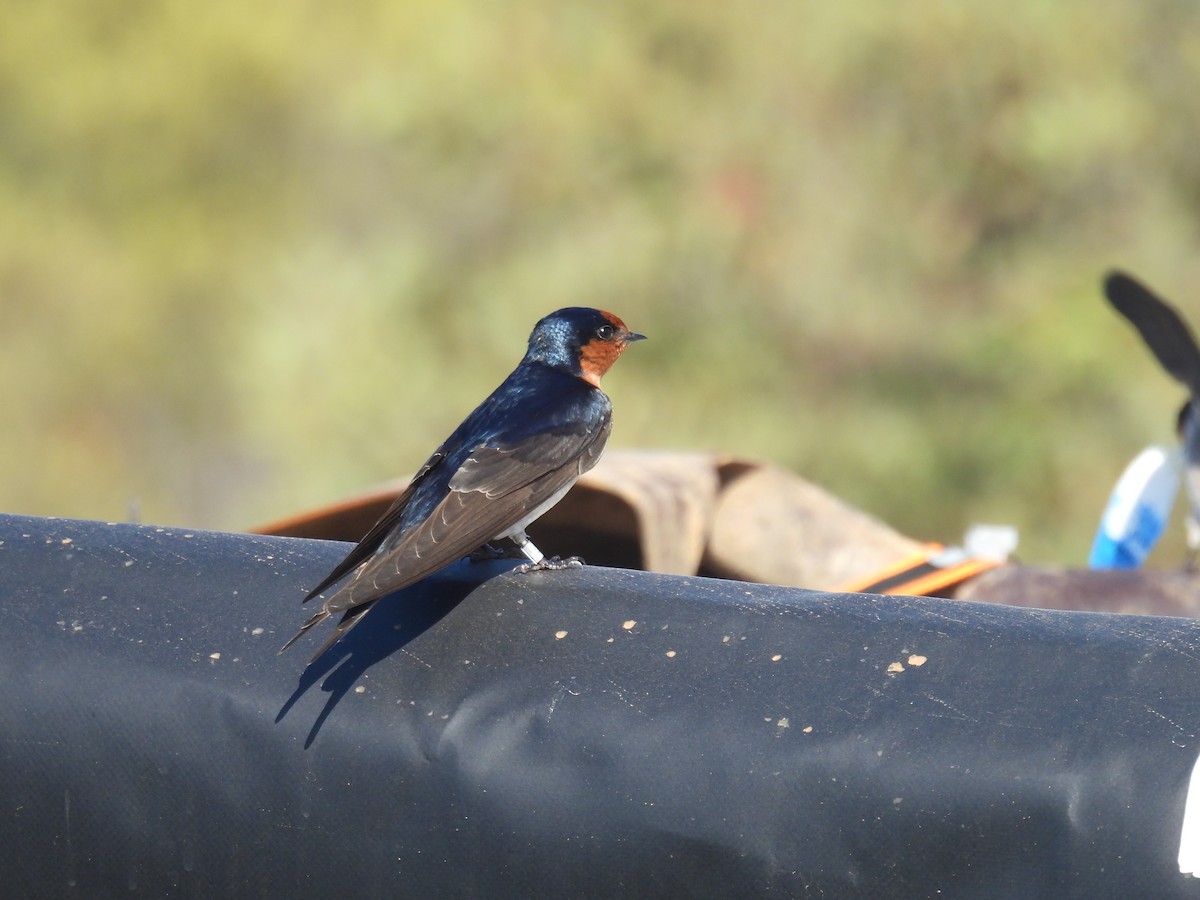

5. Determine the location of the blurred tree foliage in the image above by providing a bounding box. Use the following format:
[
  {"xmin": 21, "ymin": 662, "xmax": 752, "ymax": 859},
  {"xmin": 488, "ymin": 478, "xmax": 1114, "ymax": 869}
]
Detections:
[{"xmin": 2, "ymin": 0, "xmax": 1200, "ymax": 565}]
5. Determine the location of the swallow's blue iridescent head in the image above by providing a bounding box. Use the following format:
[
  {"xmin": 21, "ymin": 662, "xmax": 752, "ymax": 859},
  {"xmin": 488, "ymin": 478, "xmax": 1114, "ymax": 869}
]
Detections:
[{"xmin": 525, "ymin": 308, "xmax": 646, "ymax": 386}]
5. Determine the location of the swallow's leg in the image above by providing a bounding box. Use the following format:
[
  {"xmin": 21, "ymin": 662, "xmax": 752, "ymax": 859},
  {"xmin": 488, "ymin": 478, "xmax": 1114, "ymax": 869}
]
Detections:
[{"xmin": 507, "ymin": 533, "xmax": 543, "ymax": 564}]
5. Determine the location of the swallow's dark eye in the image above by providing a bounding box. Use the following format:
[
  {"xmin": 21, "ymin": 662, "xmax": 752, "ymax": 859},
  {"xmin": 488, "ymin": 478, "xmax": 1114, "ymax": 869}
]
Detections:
[{"xmin": 596, "ymin": 324, "xmax": 616, "ymax": 340}]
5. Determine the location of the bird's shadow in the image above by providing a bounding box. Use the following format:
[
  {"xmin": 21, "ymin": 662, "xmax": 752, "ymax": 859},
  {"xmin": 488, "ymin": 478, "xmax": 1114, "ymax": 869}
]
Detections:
[{"xmin": 276, "ymin": 559, "xmax": 511, "ymax": 748}]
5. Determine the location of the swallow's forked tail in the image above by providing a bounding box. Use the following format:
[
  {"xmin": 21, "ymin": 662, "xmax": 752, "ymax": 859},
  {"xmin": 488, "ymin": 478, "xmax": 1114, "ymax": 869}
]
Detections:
[
  {"xmin": 280, "ymin": 602, "xmax": 375, "ymax": 664},
  {"xmin": 279, "ymin": 609, "xmax": 328, "ymax": 655}
]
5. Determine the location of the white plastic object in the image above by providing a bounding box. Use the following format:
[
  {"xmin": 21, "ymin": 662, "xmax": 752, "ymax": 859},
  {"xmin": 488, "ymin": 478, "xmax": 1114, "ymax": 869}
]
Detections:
[{"xmin": 1088, "ymin": 445, "xmax": 1182, "ymax": 569}]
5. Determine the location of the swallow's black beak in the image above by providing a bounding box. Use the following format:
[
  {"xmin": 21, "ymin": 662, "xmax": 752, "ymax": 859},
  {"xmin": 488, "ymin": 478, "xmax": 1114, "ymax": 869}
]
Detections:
[{"xmin": 624, "ymin": 330, "xmax": 648, "ymax": 343}]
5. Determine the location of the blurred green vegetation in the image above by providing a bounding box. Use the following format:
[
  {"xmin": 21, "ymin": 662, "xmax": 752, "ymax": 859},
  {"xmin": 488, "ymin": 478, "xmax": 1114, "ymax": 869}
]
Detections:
[{"xmin": 3, "ymin": 0, "xmax": 1200, "ymax": 565}]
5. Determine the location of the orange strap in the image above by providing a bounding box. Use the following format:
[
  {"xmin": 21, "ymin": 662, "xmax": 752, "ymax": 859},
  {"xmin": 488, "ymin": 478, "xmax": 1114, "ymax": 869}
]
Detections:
[{"xmin": 834, "ymin": 543, "xmax": 1001, "ymax": 596}]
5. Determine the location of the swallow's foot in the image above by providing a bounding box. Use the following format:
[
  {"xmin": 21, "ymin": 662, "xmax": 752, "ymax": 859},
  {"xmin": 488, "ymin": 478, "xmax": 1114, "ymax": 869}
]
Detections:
[{"xmin": 514, "ymin": 555, "xmax": 585, "ymax": 574}]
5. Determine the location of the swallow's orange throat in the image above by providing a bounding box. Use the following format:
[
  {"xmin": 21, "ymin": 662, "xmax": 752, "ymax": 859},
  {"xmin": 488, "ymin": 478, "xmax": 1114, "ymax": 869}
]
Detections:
[{"xmin": 579, "ymin": 339, "xmax": 627, "ymax": 387}]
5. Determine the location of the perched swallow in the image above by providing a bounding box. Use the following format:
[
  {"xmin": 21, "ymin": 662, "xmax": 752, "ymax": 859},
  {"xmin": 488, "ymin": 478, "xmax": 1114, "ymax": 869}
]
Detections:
[
  {"xmin": 1103, "ymin": 270, "xmax": 1200, "ymax": 558},
  {"xmin": 281, "ymin": 307, "xmax": 646, "ymax": 661}
]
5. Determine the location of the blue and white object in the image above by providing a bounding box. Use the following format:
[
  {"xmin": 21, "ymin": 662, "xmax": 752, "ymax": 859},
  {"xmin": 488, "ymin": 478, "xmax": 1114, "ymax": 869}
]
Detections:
[{"xmin": 1089, "ymin": 445, "xmax": 1183, "ymax": 569}]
